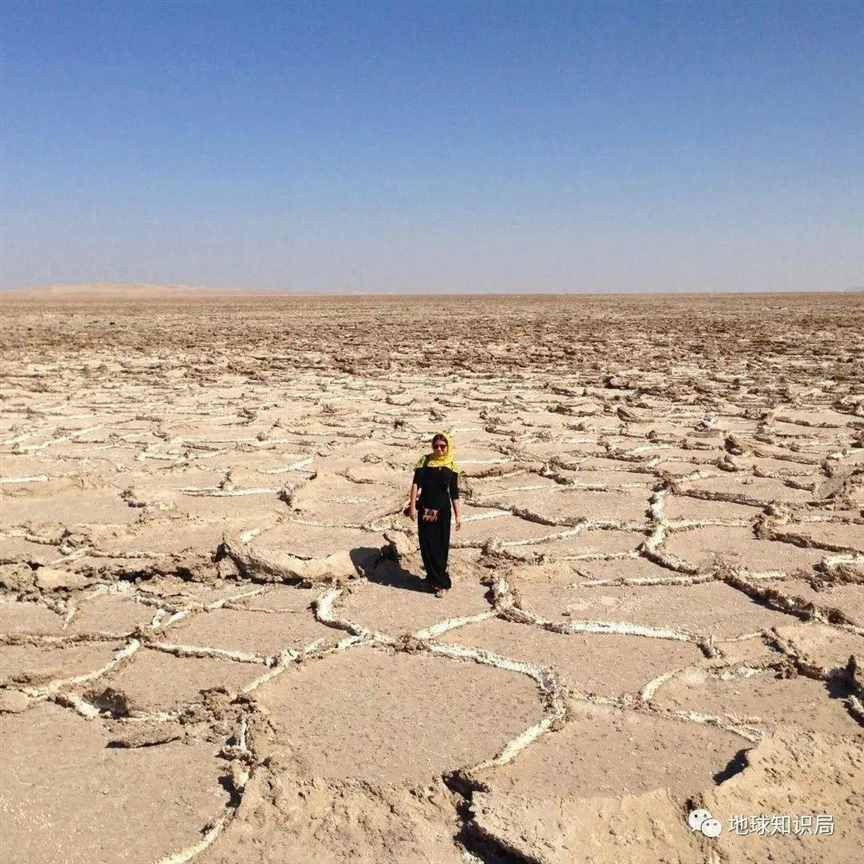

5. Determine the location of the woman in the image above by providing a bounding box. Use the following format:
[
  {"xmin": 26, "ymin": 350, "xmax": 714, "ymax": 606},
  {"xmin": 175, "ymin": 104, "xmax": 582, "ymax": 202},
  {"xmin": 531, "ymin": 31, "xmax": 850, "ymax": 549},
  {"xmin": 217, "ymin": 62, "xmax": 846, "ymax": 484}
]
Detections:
[{"xmin": 407, "ymin": 432, "xmax": 462, "ymax": 596}]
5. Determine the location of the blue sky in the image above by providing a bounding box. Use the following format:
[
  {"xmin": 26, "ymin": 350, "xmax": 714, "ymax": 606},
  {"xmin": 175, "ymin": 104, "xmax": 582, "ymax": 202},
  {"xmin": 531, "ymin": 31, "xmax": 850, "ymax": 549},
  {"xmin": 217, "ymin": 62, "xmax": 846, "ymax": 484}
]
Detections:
[{"xmin": 1, "ymin": 1, "xmax": 862, "ymax": 292}]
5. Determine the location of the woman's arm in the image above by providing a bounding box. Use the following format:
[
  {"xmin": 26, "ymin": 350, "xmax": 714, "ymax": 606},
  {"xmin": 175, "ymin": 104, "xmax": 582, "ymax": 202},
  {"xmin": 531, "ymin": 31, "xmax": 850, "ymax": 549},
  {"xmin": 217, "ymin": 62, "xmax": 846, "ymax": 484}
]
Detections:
[
  {"xmin": 450, "ymin": 471, "xmax": 462, "ymax": 530},
  {"xmin": 408, "ymin": 466, "xmax": 422, "ymax": 519}
]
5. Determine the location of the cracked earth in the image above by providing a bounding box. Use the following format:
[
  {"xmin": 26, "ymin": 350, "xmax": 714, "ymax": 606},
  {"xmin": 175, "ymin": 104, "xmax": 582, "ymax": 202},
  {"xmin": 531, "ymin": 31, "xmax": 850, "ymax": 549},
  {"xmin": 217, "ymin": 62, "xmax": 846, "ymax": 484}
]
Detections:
[{"xmin": 2, "ymin": 293, "xmax": 864, "ymax": 863}]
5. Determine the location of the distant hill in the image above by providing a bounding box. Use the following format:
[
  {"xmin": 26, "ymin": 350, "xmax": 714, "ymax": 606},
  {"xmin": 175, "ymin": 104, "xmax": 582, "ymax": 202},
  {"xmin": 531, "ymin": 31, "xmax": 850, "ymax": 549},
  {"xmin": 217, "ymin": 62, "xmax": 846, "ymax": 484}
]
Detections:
[
  {"xmin": 1, "ymin": 282, "xmax": 242, "ymax": 300},
  {"xmin": 846, "ymin": 285, "xmax": 864, "ymax": 293}
]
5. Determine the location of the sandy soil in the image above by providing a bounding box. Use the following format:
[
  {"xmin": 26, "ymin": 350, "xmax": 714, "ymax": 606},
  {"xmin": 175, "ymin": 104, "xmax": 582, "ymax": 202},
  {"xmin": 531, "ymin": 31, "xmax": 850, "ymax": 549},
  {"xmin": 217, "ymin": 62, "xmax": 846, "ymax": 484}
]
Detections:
[{"xmin": 1, "ymin": 291, "xmax": 863, "ymax": 862}]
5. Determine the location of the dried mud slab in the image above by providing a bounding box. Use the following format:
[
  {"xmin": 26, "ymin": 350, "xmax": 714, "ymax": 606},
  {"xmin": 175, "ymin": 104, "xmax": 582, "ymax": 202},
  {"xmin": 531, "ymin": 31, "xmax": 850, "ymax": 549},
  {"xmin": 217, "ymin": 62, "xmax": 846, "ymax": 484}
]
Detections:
[
  {"xmin": 652, "ymin": 662, "xmax": 861, "ymax": 737},
  {"xmin": 67, "ymin": 592, "xmax": 156, "ymax": 633},
  {"xmin": 0, "ymin": 600, "xmax": 64, "ymax": 634},
  {"xmin": 199, "ymin": 776, "xmax": 463, "ymax": 864},
  {"xmin": 473, "ymin": 700, "xmax": 745, "ymax": 799},
  {"xmin": 1, "ymin": 489, "xmax": 139, "ymax": 526},
  {"xmin": 83, "ymin": 519, "xmax": 229, "ymax": 558},
  {"xmin": 288, "ymin": 472, "xmax": 402, "ymax": 523},
  {"xmin": 337, "ymin": 568, "xmax": 492, "ymax": 635},
  {"xmin": 570, "ymin": 556, "xmax": 684, "ymax": 584},
  {"xmin": 0, "ymin": 534, "xmax": 64, "ymax": 566},
  {"xmin": 762, "ymin": 579, "xmax": 864, "ymax": 626},
  {"xmin": 518, "ymin": 579, "xmax": 795, "ymax": 637},
  {"xmin": 456, "ymin": 515, "xmax": 580, "ymax": 546},
  {"xmin": 663, "ymin": 494, "xmax": 760, "ymax": 523},
  {"xmin": 470, "ymin": 474, "xmax": 567, "ymax": 498},
  {"xmin": 517, "ymin": 528, "xmax": 645, "ymax": 560},
  {"xmin": 471, "ymin": 787, "xmax": 700, "ymax": 864},
  {"xmin": 679, "ymin": 475, "xmax": 814, "ymax": 506},
  {"xmin": 772, "ymin": 622, "xmax": 864, "ymax": 670},
  {"xmin": 138, "ymin": 576, "xmax": 262, "ymax": 606},
  {"xmin": 654, "ymin": 459, "xmax": 718, "ymax": 477},
  {"xmin": 664, "ymin": 527, "xmax": 825, "ymax": 574},
  {"xmin": 218, "ymin": 533, "xmax": 378, "ymax": 585},
  {"xmin": 472, "ymin": 728, "xmax": 864, "ymax": 864},
  {"xmin": 0, "ymin": 641, "xmax": 120, "ymax": 688},
  {"xmin": 779, "ymin": 521, "xmax": 864, "ymax": 553},
  {"xmin": 90, "ymin": 649, "xmax": 266, "ymax": 712},
  {"xmin": 222, "ymin": 584, "xmax": 314, "ymax": 611},
  {"xmin": 0, "ymin": 703, "xmax": 229, "ymax": 864},
  {"xmin": 552, "ymin": 468, "xmax": 654, "ymax": 488},
  {"xmin": 239, "ymin": 523, "xmax": 381, "ymax": 562},
  {"xmin": 548, "ymin": 489, "xmax": 651, "ymax": 523},
  {"xmin": 252, "ymin": 646, "xmax": 543, "ymax": 784},
  {"xmin": 171, "ymin": 495, "xmax": 285, "ymax": 522},
  {"xmin": 165, "ymin": 604, "xmax": 335, "ymax": 656},
  {"xmin": 444, "ymin": 617, "xmax": 701, "ymax": 697},
  {"xmin": 476, "ymin": 488, "xmax": 649, "ymax": 525},
  {"xmin": 704, "ymin": 728, "xmax": 864, "ymax": 863}
]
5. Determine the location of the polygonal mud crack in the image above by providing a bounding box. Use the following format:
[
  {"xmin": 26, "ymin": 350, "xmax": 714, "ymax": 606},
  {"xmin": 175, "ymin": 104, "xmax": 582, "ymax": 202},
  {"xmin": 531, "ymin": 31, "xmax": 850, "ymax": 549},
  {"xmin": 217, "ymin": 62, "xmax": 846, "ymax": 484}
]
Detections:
[
  {"xmin": 517, "ymin": 579, "xmax": 796, "ymax": 637},
  {"xmin": 653, "ymin": 660, "xmax": 863, "ymax": 737},
  {"xmin": 199, "ymin": 776, "xmax": 464, "ymax": 864},
  {"xmin": 470, "ymin": 700, "xmax": 746, "ymax": 800},
  {"xmin": 251, "ymin": 646, "xmax": 544, "ymax": 785},
  {"xmin": 4, "ymin": 294, "xmax": 864, "ymax": 863},
  {"xmin": 0, "ymin": 704, "xmax": 230, "ymax": 864},
  {"xmin": 164, "ymin": 604, "xmax": 336, "ymax": 657},
  {"xmin": 443, "ymin": 617, "xmax": 702, "ymax": 698},
  {"xmin": 86, "ymin": 650, "xmax": 269, "ymax": 714}
]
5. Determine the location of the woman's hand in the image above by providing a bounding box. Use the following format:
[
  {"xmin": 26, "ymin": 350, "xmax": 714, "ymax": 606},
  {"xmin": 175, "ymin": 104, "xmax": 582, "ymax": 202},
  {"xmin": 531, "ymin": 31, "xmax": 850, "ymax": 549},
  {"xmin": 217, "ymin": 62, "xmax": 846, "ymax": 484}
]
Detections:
[{"xmin": 455, "ymin": 517, "xmax": 462, "ymax": 531}]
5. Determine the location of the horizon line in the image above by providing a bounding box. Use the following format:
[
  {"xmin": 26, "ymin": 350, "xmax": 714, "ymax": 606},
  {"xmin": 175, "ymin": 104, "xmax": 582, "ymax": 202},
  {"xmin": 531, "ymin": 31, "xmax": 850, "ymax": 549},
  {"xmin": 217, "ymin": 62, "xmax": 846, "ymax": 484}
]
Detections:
[{"xmin": 2, "ymin": 281, "xmax": 862, "ymax": 299}]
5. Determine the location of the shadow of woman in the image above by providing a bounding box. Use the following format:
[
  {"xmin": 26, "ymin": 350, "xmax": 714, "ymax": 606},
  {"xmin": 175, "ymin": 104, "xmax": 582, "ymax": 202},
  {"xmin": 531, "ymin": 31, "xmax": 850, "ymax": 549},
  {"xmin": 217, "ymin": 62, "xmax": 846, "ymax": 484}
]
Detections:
[{"xmin": 349, "ymin": 547, "xmax": 428, "ymax": 593}]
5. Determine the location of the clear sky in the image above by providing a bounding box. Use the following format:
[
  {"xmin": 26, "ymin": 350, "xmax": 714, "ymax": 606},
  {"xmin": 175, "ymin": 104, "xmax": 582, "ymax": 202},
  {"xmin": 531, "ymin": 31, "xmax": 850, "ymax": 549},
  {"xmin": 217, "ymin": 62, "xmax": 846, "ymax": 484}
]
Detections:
[{"xmin": 1, "ymin": 1, "xmax": 862, "ymax": 293}]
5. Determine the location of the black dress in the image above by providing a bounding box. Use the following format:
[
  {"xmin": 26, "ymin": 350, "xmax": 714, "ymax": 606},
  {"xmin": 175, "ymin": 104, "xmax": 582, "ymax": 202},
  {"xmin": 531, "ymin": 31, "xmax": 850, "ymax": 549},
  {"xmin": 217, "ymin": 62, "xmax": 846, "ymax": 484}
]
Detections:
[{"xmin": 413, "ymin": 460, "xmax": 459, "ymax": 590}]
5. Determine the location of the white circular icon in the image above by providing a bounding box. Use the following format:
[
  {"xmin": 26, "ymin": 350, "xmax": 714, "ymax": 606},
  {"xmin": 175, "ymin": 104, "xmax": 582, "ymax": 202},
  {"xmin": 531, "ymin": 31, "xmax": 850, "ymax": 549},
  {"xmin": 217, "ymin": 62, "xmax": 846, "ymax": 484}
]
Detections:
[
  {"xmin": 701, "ymin": 818, "xmax": 722, "ymax": 838},
  {"xmin": 688, "ymin": 808, "xmax": 712, "ymax": 832},
  {"xmin": 687, "ymin": 808, "xmax": 722, "ymax": 837}
]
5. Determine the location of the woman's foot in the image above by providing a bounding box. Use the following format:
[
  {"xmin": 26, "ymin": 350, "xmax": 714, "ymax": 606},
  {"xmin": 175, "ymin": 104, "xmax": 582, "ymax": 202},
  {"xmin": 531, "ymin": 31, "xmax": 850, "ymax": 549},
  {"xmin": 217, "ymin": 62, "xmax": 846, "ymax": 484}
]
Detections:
[{"xmin": 434, "ymin": 588, "xmax": 446, "ymax": 599}]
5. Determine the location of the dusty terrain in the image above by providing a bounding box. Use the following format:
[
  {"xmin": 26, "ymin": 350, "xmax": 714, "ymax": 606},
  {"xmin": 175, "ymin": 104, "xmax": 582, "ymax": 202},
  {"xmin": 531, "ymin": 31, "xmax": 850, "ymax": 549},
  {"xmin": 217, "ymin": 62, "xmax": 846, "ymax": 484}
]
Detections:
[{"xmin": 1, "ymin": 291, "xmax": 863, "ymax": 863}]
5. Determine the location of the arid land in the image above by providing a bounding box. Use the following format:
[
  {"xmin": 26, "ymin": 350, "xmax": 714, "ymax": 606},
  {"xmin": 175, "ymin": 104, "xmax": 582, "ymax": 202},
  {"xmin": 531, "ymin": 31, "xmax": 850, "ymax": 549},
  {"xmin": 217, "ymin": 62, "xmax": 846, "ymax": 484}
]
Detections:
[{"xmin": 1, "ymin": 291, "xmax": 863, "ymax": 863}]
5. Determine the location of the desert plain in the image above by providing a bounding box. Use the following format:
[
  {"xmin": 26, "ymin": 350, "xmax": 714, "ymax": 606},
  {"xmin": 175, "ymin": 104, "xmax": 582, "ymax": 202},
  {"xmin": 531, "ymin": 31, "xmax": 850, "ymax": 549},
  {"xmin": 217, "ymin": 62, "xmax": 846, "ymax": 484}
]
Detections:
[{"xmin": 1, "ymin": 290, "xmax": 863, "ymax": 863}]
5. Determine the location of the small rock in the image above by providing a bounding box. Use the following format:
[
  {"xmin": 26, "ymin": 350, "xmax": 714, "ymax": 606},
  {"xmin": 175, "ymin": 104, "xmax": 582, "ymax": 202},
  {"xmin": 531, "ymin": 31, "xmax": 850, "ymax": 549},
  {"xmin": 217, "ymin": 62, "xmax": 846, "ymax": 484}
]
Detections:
[
  {"xmin": 0, "ymin": 563, "xmax": 36, "ymax": 593},
  {"xmin": 84, "ymin": 686, "xmax": 132, "ymax": 718},
  {"xmin": 383, "ymin": 530, "xmax": 414, "ymax": 561},
  {"xmin": 0, "ymin": 689, "xmax": 30, "ymax": 714}
]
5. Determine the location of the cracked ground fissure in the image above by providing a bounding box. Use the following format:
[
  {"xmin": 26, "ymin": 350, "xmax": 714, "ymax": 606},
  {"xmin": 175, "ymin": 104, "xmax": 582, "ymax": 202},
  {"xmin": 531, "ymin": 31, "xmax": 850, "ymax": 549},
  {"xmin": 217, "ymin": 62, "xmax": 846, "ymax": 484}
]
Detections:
[{"xmin": 2, "ymin": 293, "xmax": 864, "ymax": 863}]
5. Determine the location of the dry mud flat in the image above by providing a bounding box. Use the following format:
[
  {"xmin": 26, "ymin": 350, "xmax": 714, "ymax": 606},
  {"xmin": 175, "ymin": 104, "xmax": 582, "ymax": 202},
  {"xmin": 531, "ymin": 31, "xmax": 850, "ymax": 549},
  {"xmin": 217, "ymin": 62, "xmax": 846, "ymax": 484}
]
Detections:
[{"xmin": 1, "ymin": 291, "xmax": 864, "ymax": 863}]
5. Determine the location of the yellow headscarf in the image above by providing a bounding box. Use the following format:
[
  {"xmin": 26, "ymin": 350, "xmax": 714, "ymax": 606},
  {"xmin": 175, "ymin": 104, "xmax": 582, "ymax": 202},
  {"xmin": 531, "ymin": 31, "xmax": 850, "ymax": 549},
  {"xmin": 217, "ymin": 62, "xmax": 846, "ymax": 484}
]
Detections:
[{"xmin": 415, "ymin": 431, "xmax": 460, "ymax": 473}]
